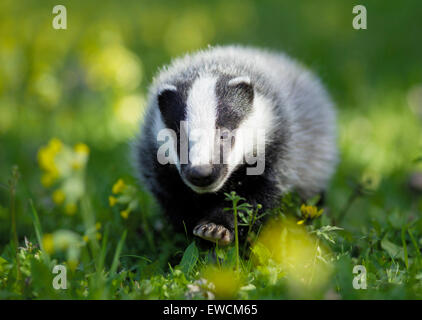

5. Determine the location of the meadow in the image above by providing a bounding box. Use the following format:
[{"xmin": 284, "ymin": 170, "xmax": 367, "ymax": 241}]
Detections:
[{"xmin": 1, "ymin": 0, "xmax": 422, "ymax": 299}]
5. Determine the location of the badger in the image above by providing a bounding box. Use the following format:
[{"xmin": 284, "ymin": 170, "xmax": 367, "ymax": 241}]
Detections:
[{"xmin": 133, "ymin": 45, "xmax": 337, "ymax": 246}]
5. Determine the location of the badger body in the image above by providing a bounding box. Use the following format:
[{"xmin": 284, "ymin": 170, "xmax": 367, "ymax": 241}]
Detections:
[{"xmin": 133, "ymin": 46, "xmax": 337, "ymax": 245}]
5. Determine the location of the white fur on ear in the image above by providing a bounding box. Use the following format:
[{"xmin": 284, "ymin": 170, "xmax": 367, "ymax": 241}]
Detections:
[
  {"xmin": 228, "ymin": 76, "xmax": 251, "ymax": 87},
  {"xmin": 158, "ymin": 84, "xmax": 177, "ymax": 95}
]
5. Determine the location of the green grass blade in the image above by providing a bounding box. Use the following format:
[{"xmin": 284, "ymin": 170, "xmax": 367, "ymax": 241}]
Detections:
[
  {"xmin": 110, "ymin": 230, "xmax": 127, "ymax": 276},
  {"xmin": 97, "ymin": 224, "xmax": 109, "ymax": 274},
  {"xmin": 408, "ymin": 228, "xmax": 422, "ymax": 267},
  {"xmin": 29, "ymin": 199, "xmax": 51, "ymax": 265},
  {"xmin": 29, "ymin": 199, "xmax": 43, "ymax": 250},
  {"xmin": 401, "ymin": 225, "xmax": 409, "ymax": 270}
]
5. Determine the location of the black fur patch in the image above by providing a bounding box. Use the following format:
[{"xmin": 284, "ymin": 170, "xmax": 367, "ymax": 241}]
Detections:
[
  {"xmin": 215, "ymin": 75, "xmax": 254, "ymax": 130},
  {"xmin": 157, "ymin": 88, "xmax": 186, "ymax": 133}
]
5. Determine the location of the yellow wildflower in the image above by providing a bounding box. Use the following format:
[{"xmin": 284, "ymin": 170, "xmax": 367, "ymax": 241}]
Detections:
[
  {"xmin": 49, "ymin": 138, "xmax": 63, "ymax": 153},
  {"xmin": 202, "ymin": 266, "xmax": 242, "ymax": 299},
  {"xmin": 298, "ymin": 204, "xmax": 323, "ymax": 224},
  {"xmin": 120, "ymin": 209, "xmax": 130, "ymax": 219},
  {"xmin": 83, "ymin": 235, "xmax": 89, "ymax": 243},
  {"xmin": 109, "ymin": 196, "xmax": 117, "ymax": 207},
  {"xmin": 52, "ymin": 189, "xmax": 65, "ymax": 205},
  {"xmin": 74, "ymin": 143, "xmax": 90, "ymax": 155},
  {"xmin": 112, "ymin": 179, "xmax": 126, "ymax": 194},
  {"xmin": 38, "ymin": 150, "xmax": 59, "ymax": 174},
  {"xmin": 37, "ymin": 138, "xmax": 64, "ymax": 186},
  {"xmin": 42, "ymin": 233, "xmax": 54, "ymax": 254},
  {"xmin": 65, "ymin": 203, "xmax": 77, "ymax": 215},
  {"xmin": 95, "ymin": 222, "xmax": 102, "ymax": 230},
  {"xmin": 252, "ymin": 218, "xmax": 332, "ymax": 291},
  {"xmin": 38, "ymin": 148, "xmax": 55, "ymax": 172}
]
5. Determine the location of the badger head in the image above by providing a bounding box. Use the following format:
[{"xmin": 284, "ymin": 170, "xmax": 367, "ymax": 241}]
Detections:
[{"xmin": 154, "ymin": 74, "xmax": 272, "ymax": 193}]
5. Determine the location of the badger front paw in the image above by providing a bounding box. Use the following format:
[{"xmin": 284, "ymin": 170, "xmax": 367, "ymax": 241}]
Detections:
[{"xmin": 193, "ymin": 222, "xmax": 233, "ymax": 246}]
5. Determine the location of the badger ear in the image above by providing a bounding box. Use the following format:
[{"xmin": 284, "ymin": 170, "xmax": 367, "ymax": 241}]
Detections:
[
  {"xmin": 157, "ymin": 84, "xmax": 178, "ymax": 114},
  {"xmin": 158, "ymin": 84, "xmax": 177, "ymax": 96},
  {"xmin": 157, "ymin": 84, "xmax": 185, "ymax": 127},
  {"xmin": 228, "ymin": 76, "xmax": 251, "ymax": 87},
  {"xmin": 228, "ymin": 76, "xmax": 254, "ymax": 103}
]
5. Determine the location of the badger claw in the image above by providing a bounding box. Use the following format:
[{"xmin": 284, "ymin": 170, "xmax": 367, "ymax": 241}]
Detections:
[{"xmin": 193, "ymin": 222, "xmax": 233, "ymax": 246}]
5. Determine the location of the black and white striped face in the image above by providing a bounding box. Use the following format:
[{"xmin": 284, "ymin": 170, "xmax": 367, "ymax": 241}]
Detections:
[{"xmin": 155, "ymin": 74, "xmax": 269, "ymax": 193}]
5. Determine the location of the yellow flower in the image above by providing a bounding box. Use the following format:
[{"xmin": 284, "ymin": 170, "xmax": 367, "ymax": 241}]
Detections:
[
  {"xmin": 83, "ymin": 235, "xmax": 89, "ymax": 243},
  {"xmin": 95, "ymin": 222, "xmax": 102, "ymax": 230},
  {"xmin": 38, "ymin": 149, "xmax": 59, "ymax": 174},
  {"xmin": 112, "ymin": 179, "xmax": 126, "ymax": 194},
  {"xmin": 109, "ymin": 196, "xmax": 117, "ymax": 207},
  {"xmin": 38, "ymin": 149, "xmax": 53, "ymax": 171},
  {"xmin": 74, "ymin": 143, "xmax": 90, "ymax": 155},
  {"xmin": 52, "ymin": 189, "xmax": 65, "ymax": 205},
  {"xmin": 120, "ymin": 209, "xmax": 130, "ymax": 219},
  {"xmin": 42, "ymin": 233, "xmax": 54, "ymax": 254},
  {"xmin": 65, "ymin": 203, "xmax": 77, "ymax": 215},
  {"xmin": 37, "ymin": 138, "xmax": 63, "ymax": 186},
  {"xmin": 49, "ymin": 138, "xmax": 63, "ymax": 153},
  {"xmin": 202, "ymin": 266, "xmax": 242, "ymax": 299},
  {"xmin": 298, "ymin": 204, "xmax": 323, "ymax": 224},
  {"xmin": 252, "ymin": 218, "xmax": 332, "ymax": 291}
]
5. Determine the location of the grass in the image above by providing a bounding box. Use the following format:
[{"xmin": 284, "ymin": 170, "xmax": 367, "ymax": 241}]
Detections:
[
  {"xmin": 1, "ymin": 0, "xmax": 422, "ymax": 300},
  {"xmin": 1, "ymin": 166, "xmax": 422, "ymax": 299}
]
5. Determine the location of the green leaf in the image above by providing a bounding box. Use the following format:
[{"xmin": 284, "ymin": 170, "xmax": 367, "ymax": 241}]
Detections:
[
  {"xmin": 0, "ymin": 256, "xmax": 8, "ymax": 274},
  {"xmin": 313, "ymin": 225, "xmax": 343, "ymax": 244},
  {"xmin": 178, "ymin": 241, "xmax": 199, "ymax": 275},
  {"xmin": 381, "ymin": 235, "xmax": 405, "ymax": 262},
  {"xmin": 237, "ymin": 203, "xmax": 252, "ymax": 210}
]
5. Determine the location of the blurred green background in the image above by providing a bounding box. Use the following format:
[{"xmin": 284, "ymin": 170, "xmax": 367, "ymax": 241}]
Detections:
[{"xmin": 1, "ymin": 0, "xmax": 422, "ymax": 298}]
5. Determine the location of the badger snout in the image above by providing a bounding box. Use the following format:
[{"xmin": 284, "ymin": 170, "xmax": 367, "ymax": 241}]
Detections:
[{"xmin": 183, "ymin": 164, "xmax": 216, "ymax": 187}]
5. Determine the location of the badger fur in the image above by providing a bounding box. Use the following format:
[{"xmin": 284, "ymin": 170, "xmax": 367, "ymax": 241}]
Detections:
[{"xmin": 133, "ymin": 45, "xmax": 337, "ymax": 245}]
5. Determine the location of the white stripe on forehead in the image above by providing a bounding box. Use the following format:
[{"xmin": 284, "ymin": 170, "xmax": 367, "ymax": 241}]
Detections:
[
  {"xmin": 186, "ymin": 76, "xmax": 217, "ymax": 130},
  {"xmin": 186, "ymin": 75, "xmax": 218, "ymax": 165}
]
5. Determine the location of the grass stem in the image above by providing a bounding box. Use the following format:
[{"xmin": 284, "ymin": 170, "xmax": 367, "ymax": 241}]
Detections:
[{"xmin": 9, "ymin": 166, "xmax": 21, "ymax": 284}]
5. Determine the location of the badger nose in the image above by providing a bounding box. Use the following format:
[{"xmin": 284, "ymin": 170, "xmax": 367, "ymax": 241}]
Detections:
[{"xmin": 185, "ymin": 165, "xmax": 214, "ymax": 187}]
